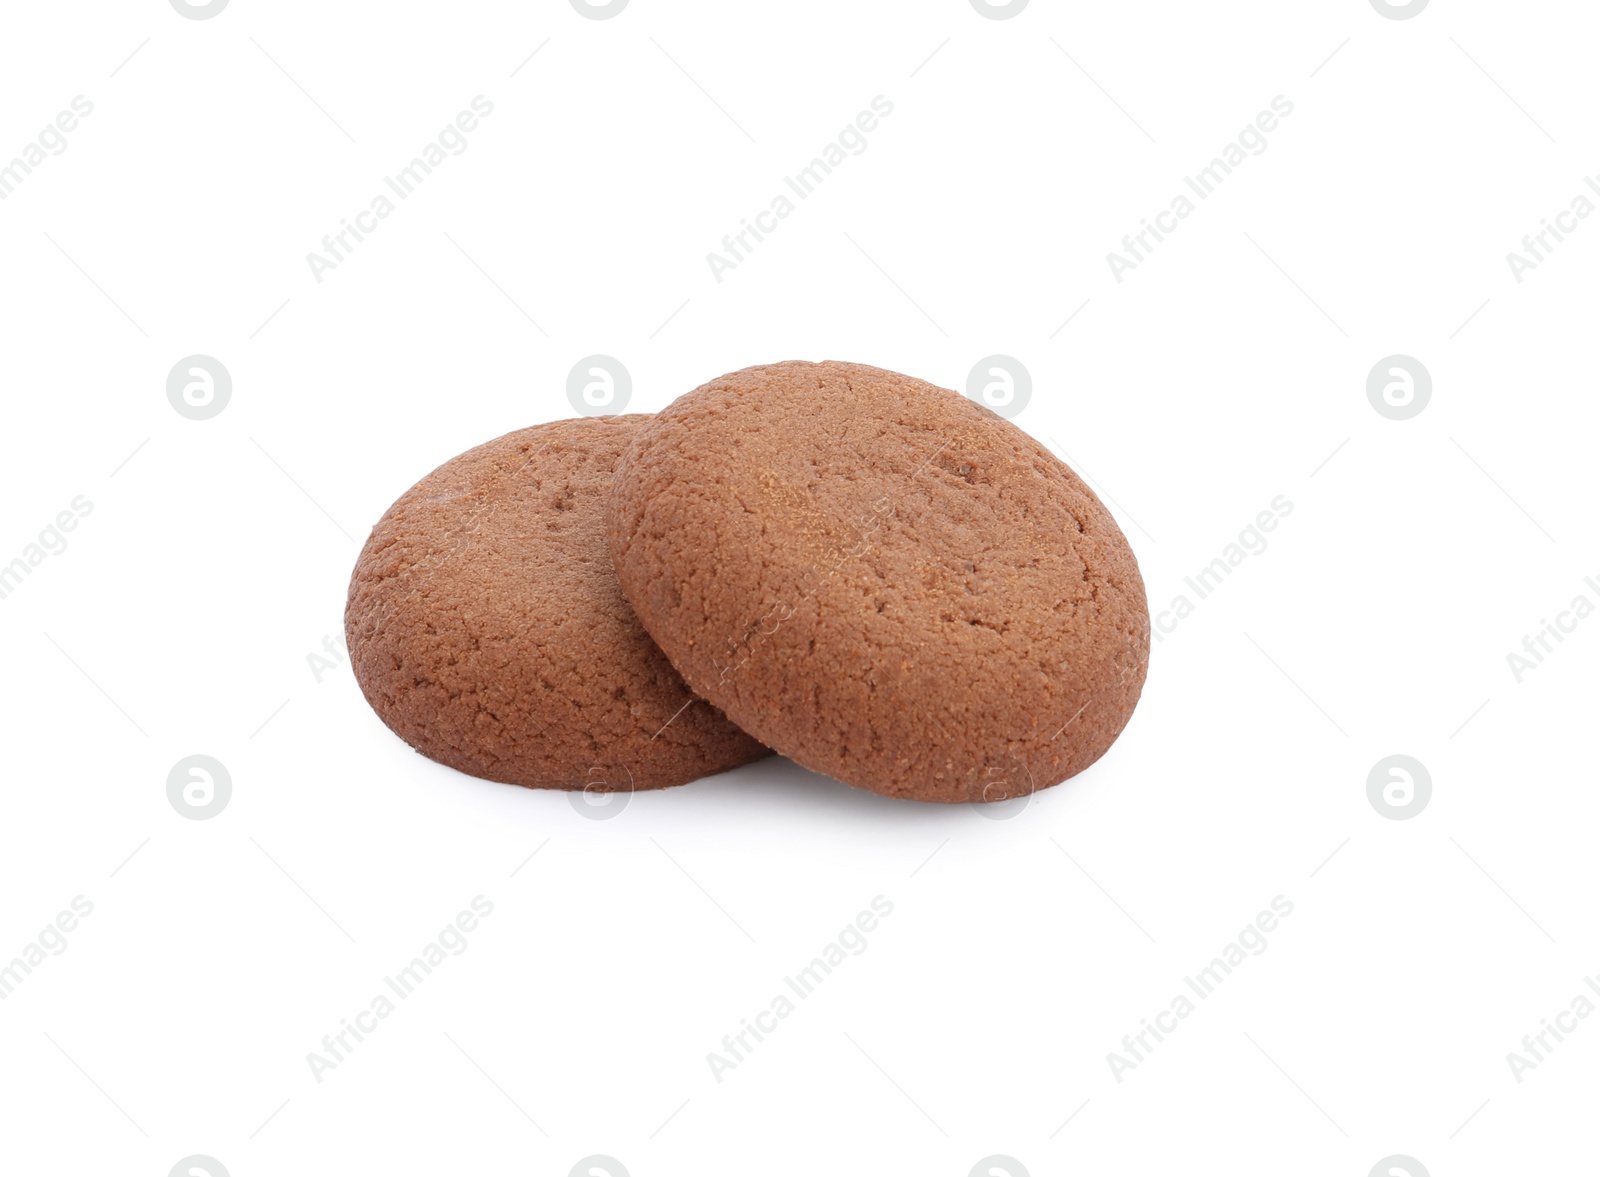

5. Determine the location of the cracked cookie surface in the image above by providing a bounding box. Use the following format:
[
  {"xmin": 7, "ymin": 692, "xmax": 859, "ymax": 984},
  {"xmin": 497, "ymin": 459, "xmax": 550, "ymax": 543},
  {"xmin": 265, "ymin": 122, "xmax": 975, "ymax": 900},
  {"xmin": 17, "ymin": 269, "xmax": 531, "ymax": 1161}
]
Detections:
[
  {"xmin": 606, "ymin": 361, "xmax": 1149, "ymax": 803},
  {"xmin": 346, "ymin": 416, "xmax": 768, "ymax": 791}
]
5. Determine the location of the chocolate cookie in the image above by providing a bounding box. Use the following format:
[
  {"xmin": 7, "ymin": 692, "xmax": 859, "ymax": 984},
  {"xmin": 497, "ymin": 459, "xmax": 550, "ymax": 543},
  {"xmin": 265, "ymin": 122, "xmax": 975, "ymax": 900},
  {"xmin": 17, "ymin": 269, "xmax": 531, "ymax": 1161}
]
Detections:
[
  {"xmin": 346, "ymin": 417, "xmax": 767, "ymax": 791},
  {"xmin": 606, "ymin": 362, "xmax": 1149, "ymax": 803}
]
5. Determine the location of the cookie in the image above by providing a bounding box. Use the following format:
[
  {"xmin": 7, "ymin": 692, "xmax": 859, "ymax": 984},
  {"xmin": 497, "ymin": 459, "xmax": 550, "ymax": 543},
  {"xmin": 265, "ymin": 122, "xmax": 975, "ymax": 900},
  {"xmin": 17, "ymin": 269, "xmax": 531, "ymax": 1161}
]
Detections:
[
  {"xmin": 606, "ymin": 361, "xmax": 1149, "ymax": 803},
  {"xmin": 346, "ymin": 416, "xmax": 768, "ymax": 792}
]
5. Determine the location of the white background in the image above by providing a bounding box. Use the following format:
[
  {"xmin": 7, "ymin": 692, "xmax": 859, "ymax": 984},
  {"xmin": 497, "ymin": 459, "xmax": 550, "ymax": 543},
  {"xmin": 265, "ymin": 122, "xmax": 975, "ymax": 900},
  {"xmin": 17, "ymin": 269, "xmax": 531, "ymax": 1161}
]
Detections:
[{"xmin": 1, "ymin": 1, "xmax": 1595, "ymax": 1174}]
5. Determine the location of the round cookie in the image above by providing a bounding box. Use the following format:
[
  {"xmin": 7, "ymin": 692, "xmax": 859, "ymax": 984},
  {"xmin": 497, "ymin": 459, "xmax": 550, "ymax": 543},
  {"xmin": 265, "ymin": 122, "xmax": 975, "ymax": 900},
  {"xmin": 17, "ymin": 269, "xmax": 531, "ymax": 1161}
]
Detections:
[
  {"xmin": 346, "ymin": 416, "xmax": 768, "ymax": 792},
  {"xmin": 606, "ymin": 362, "xmax": 1149, "ymax": 803}
]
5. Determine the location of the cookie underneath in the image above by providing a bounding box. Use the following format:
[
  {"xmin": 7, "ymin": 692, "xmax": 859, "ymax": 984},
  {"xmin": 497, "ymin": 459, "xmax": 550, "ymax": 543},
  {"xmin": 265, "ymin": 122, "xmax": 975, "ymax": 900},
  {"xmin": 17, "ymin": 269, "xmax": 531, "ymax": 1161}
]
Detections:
[
  {"xmin": 346, "ymin": 416, "xmax": 768, "ymax": 791},
  {"xmin": 606, "ymin": 362, "xmax": 1150, "ymax": 803}
]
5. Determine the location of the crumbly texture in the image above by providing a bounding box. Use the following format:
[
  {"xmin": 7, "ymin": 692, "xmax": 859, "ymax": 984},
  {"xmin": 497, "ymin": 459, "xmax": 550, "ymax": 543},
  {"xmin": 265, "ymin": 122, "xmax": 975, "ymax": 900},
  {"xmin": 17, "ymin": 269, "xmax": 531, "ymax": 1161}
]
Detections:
[
  {"xmin": 606, "ymin": 362, "xmax": 1150, "ymax": 803},
  {"xmin": 345, "ymin": 416, "xmax": 768, "ymax": 791}
]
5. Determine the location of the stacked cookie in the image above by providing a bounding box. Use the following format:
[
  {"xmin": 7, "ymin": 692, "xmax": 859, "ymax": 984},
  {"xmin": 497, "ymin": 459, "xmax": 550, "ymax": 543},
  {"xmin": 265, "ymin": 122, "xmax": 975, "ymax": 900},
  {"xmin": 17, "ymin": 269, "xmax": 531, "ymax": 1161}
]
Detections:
[{"xmin": 346, "ymin": 361, "xmax": 1149, "ymax": 804}]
